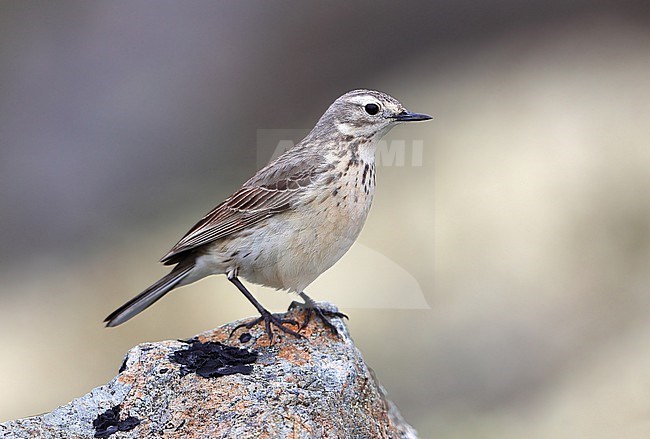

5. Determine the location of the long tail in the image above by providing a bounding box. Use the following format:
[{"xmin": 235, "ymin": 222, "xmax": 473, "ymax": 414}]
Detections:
[{"xmin": 104, "ymin": 265, "xmax": 194, "ymax": 327}]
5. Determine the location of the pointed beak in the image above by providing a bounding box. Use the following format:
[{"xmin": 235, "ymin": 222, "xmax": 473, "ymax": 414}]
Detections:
[{"xmin": 392, "ymin": 110, "xmax": 433, "ymax": 122}]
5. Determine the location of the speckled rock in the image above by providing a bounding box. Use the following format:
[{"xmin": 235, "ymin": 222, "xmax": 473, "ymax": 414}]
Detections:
[{"xmin": 0, "ymin": 303, "xmax": 417, "ymax": 439}]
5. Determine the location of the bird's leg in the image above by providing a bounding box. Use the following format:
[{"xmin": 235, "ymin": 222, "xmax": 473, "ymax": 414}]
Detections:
[
  {"xmin": 228, "ymin": 275, "xmax": 302, "ymax": 342},
  {"xmin": 288, "ymin": 292, "xmax": 348, "ymax": 335}
]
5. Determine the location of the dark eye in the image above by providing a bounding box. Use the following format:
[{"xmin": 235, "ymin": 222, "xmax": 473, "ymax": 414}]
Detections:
[{"xmin": 364, "ymin": 103, "xmax": 380, "ymax": 115}]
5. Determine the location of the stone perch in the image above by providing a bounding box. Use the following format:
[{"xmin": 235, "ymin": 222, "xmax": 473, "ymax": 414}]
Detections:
[{"xmin": 0, "ymin": 304, "xmax": 417, "ymax": 438}]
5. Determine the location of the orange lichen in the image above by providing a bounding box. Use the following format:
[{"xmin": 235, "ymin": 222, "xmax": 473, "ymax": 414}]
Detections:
[{"xmin": 277, "ymin": 344, "xmax": 311, "ymax": 366}]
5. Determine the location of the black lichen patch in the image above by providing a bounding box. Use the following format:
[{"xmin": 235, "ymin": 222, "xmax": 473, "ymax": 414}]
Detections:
[
  {"xmin": 170, "ymin": 338, "xmax": 258, "ymax": 378},
  {"xmin": 239, "ymin": 332, "xmax": 252, "ymax": 343},
  {"xmin": 93, "ymin": 405, "xmax": 140, "ymax": 438}
]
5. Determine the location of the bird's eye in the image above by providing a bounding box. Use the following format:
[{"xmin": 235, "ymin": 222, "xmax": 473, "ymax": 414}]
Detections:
[{"xmin": 364, "ymin": 103, "xmax": 380, "ymax": 115}]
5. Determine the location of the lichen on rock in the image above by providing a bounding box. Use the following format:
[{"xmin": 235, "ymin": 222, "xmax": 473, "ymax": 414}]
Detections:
[{"xmin": 0, "ymin": 303, "xmax": 417, "ymax": 438}]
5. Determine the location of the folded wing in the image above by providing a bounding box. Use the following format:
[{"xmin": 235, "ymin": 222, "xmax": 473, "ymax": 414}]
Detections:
[{"xmin": 160, "ymin": 151, "xmax": 331, "ymax": 265}]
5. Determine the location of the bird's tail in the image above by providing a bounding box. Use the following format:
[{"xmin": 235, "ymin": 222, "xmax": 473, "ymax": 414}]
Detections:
[{"xmin": 104, "ymin": 265, "xmax": 194, "ymax": 327}]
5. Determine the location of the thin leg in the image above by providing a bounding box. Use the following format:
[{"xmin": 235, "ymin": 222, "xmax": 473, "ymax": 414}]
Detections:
[
  {"xmin": 228, "ymin": 275, "xmax": 302, "ymax": 342},
  {"xmin": 288, "ymin": 292, "xmax": 348, "ymax": 335}
]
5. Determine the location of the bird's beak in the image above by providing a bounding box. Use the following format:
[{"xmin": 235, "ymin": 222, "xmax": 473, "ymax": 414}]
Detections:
[{"xmin": 392, "ymin": 110, "xmax": 433, "ymax": 122}]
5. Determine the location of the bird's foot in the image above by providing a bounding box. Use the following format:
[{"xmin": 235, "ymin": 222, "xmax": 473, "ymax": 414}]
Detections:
[
  {"xmin": 288, "ymin": 301, "xmax": 348, "ymax": 335},
  {"xmin": 230, "ymin": 310, "xmax": 303, "ymax": 343}
]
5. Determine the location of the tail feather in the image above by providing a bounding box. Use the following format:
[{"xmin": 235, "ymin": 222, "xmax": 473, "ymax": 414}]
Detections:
[{"xmin": 104, "ymin": 265, "xmax": 194, "ymax": 327}]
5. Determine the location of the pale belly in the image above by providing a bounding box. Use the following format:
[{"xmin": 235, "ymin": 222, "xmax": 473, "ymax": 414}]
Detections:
[
  {"xmin": 237, "ymin": 161, "xmax": 375, "ymax": 292},
  {"xmin": 193, "ymin": 158, "xmax": 376, "ymax": 293}
]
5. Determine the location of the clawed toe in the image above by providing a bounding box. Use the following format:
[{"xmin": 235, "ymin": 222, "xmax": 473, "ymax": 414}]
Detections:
[
  {"xmin": 230, "ymin": 311, "xmax": 302, "ymax": 343},
  {"xmin": 229, "ymin": 300, "xmax": 347, "ymax": 342},
  {"xmin": 292, "ymin": 305, "xmax": 345, "ymax": 335},
  {"xmin": 312, "ymin": 307, "xmax": 339, "ymax": 334},
  {"xmin": 229, "ymin": 317, "xmax": 261, "ymax": 339},
  {"xmin": 322, "ymin": 309, "xmax": 348, "ymax": 320}
]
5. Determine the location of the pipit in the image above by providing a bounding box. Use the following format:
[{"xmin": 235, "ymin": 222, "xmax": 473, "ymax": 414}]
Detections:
[{"xmin": 105, "ymin": 89, "xmax": 431, "ymax": 340}]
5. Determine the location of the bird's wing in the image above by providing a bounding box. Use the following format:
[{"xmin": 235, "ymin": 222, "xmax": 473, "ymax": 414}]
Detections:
[{"xmin": 161, "ymin": 150, "xmax": 331, "ymax": 265}]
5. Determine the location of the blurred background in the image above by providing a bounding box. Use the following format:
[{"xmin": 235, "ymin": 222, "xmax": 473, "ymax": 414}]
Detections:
[{"xmin": 1, "ymin": 1, "xmax": 649, "ymax": 437}]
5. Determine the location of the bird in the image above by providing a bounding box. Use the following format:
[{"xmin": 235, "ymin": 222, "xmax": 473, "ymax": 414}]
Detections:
[{"xmin": 104, "ymin": 89, "xmax": 432, "ymax": 341}]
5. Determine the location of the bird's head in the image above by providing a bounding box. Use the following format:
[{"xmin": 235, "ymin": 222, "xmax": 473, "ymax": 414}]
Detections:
[{"xmin": 315, "ymin": 89, "xmax": 432, "ymax": 140}]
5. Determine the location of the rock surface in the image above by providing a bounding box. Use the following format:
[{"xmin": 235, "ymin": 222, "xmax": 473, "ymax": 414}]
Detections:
[{"xmin": 0, "ymin": 304, "xmax": 417, "ymax": 438}]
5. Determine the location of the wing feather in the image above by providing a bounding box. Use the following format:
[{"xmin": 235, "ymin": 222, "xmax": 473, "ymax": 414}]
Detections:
[{"xmin": 160, "ymin": 150, "xmax": 329, "ymax": 265}]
